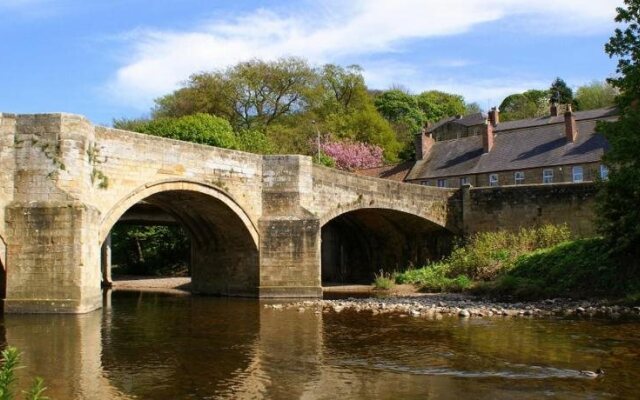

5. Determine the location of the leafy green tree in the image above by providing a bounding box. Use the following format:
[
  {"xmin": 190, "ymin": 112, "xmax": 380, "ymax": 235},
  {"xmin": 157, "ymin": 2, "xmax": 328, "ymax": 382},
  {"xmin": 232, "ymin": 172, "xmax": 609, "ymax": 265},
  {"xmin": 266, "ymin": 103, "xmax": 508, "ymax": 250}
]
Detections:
[
  {"xmin": 575, "ymin": 81, "xmax": 618, "ymax": 110},
  {"xmin": 317, "ymin": 64, "xmax": 369, "ymax": 114},
  {"xmin": 138, "ymin": 113, "xmax": 238, "ymax": 148},
  {"xmin": 111, "ymin": 224, "xmax": 191, "ymax": 276},
  {"xmin": 374, "ymin": 89, "xmax": 425, "ymax": 135},
  {"xmin": 549, "ymin": 77, "xmax": 573, "ymax": 105},
  {"xmin": 499, "ymin": 89, "xmax": 548, "ymax": 121},
  {"xmin": 154, "ymin": 57, "xmax": 317, "ymax": 131},
  {"xmin": 416, "ymin": 90, "xmax": 466, "ymax": 122},
  {"xmin": 597, "ymin": 0, "xmax": 640, "ymax": 267}
]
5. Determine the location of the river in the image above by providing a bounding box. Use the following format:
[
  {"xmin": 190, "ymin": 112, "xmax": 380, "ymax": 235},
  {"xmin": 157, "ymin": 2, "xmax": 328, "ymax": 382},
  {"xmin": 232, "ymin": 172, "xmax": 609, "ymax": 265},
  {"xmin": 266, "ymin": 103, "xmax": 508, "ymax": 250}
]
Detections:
[{"xmin": 5, "ymin": 291, "xmax": 640, "ymax": 399}]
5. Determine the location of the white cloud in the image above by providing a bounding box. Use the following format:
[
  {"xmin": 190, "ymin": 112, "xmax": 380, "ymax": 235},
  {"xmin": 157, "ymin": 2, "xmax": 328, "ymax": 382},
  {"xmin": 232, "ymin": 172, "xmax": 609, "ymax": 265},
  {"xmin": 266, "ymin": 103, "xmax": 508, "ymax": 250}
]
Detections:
[{"xmin": 105, "ymin": 0, "xmax": 622, "ymax": 109}]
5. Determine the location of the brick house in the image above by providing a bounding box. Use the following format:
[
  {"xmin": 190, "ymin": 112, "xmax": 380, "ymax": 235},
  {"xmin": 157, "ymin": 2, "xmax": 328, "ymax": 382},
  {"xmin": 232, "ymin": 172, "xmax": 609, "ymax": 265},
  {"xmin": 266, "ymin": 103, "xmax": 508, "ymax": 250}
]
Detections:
[{"xmin": 358, "ymin": 105, "xmax": 617, "ymax": 188}]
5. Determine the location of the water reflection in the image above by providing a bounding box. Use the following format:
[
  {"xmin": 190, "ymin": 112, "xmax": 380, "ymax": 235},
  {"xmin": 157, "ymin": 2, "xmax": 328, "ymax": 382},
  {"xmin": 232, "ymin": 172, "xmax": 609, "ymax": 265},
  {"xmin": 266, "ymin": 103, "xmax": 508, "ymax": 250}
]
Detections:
[{"xmin": 2, "ymin": 292, "xmax": 640, "ymax": 399}]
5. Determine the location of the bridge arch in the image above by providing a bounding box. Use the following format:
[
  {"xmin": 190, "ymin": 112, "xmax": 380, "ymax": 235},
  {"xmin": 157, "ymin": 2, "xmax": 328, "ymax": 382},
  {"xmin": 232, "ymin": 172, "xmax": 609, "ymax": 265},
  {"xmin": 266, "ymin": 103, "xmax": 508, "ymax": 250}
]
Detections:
[
  {"xmin": 320, "ymin": 207, "xmax": 453, "ymax": 285},
  {"xmin": 99, "ymin": 179, "xmax": 260, "ymax": 296}
]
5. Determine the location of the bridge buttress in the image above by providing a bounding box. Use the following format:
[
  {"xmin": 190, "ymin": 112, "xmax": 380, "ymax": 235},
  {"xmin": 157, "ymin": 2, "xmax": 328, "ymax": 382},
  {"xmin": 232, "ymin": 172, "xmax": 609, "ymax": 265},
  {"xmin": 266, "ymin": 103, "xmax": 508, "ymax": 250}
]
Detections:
[
  {"xmin": 258, "ymin": 156, "xmax": 322, "ymax": 298},
  {"xmin": 4, "ymin": 114, "xmax": 102, "ymax": 313}
]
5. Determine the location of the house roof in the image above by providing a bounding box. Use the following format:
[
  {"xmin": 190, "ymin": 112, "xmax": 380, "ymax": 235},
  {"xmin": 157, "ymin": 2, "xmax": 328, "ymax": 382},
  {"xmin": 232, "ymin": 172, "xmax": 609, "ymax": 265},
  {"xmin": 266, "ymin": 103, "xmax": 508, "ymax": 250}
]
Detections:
[
  {"xmin": 427, "ymin": 112, "xmax": 485, "ymax": 132},
  {"xmin": 406, "ymin": 110, "xmax": 616, "ymax": 181},
  {"xmin": 494, "ymin": 107, "xmax": 617, "ymax": 132},
  {"xmin": 426, "ymin": 106, "xmax": 617, "ymax": 133},
  {"xmin": 355, "ymin": 161, "xmax": 414, "ymax": 182}
]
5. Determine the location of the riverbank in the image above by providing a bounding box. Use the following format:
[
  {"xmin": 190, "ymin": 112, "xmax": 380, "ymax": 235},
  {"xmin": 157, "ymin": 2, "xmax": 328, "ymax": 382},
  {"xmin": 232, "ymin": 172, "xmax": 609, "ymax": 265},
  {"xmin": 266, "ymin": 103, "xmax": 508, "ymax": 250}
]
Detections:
[
  {"xmin": 111, "ymin": 276, "xmax": 191, "ymax": 295},
  {"xmin": 268, "ymin": 294, "xmax": 640, "ymax": 319}
]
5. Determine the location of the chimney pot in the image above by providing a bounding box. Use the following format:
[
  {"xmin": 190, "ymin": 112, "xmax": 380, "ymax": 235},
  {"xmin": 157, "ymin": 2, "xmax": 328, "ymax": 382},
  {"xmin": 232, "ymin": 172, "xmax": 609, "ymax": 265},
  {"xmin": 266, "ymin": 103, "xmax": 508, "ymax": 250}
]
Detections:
[
  {"xmin": 488, "ymin": 107, "xmax": 500, "ymax": 126},
  {"xmin": 564, "ymin": 105, "xmax": 577, "ymax": 142}
]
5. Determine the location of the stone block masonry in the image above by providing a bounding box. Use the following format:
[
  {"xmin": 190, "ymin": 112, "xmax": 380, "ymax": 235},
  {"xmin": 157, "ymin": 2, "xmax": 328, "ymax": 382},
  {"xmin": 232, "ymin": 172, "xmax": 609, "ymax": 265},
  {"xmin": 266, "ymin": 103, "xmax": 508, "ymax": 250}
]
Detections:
[
  {"xmin": 462, "ymin": 182, "xmax": 598, "ymax": 236},
  {"xmin": 0, "ymin": 113, "xmax": 456, "ymax": 313}
]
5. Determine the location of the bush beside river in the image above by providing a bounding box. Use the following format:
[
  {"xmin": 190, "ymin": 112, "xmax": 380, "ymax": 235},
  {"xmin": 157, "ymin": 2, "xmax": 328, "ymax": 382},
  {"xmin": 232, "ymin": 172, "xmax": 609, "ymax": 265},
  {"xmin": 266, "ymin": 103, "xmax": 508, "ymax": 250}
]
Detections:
[{"xmin": 391, "ymin": 225, "xmax": 640, "ymax": 303}]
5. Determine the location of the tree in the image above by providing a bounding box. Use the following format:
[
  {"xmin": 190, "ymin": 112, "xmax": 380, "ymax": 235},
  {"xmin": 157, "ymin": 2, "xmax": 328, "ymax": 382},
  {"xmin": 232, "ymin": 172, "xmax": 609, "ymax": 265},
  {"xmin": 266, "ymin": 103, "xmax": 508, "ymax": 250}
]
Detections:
[
  {"xmin": 374, "ymin": 89, "xmax": 425, "ymax": 135},
  {"xmin": 549, "ymin": 77, "xmax": 573, "ymax": 105},
  {"xmin": 136, "ymin": 113, "xmax": 239, "ymax": 149},
  {"xmin": 575, "ymin": 81, "xmax": 618, "ymax": 110},
  {"xmin": 153, "ymin": 57, "xmax": 317, "ymax": 131},
  {"xmin": 465, "ymin": 102, "xmax": 482, "ymax": 115},
  {"xmin": 316, "ymin": 139, "xmax": 383, "ymax": 171},
  {"xmin": 597, "ymin": 0, "xmax": 640, "ymax": 267},
  {"xmin": 416, "ymin": 90, "xmax": 466, "ymax": 122},
  {"xmin": 499, "ymin": 89, "xmax": 548, "ymax": 121}
]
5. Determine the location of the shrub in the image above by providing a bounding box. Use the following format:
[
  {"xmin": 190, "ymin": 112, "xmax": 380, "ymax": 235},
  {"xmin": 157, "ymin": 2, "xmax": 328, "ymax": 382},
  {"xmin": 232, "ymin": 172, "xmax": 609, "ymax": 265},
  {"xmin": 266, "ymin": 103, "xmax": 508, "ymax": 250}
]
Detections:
[
  {"xmin": 373, "ymin": 270, "xmax": 395, "ymax": 290},
  {"xmin": 0, "ymin": 347, "xmax": 48, "ymax": 400},
  {"xmin": 447, "ymin": 224, "xmax": 571, "ymax": 280},
  {"xmin": 396, "ymin": 262, "xmax": 471, "ymax": 293},
  {"xmin": 487, "ymin": 238, "xmax": 640, "ymax": 299}
]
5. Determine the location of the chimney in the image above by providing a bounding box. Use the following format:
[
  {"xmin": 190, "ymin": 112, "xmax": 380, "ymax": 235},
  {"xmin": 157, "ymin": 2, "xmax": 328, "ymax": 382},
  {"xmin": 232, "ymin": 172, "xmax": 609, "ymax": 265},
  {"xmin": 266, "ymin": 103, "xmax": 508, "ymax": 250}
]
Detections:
[
  {"xmin": 482, "ymin": 119, "xmax": 494, "ymax": 153},
  {"xmin": 488, "ymin": 107, "xmax": 499, "ymax": 126},
  {"xmin": 550, "ymin": 103, "xmax": 559, "ymax": 117},
  {"xmin": 415, "ymin": 127, "xmax": 435, "ymax": 160},
  {"xmin": 564, "ymin": 104, "xmax": 577, "ymax": 142}
]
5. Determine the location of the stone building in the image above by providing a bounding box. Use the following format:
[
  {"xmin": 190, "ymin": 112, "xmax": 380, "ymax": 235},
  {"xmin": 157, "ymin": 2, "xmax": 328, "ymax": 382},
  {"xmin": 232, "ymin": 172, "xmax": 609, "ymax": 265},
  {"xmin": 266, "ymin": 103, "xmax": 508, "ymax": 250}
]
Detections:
[{"xmin": 359, "ymin": 105, "xmax": 617, "ymax": 188}]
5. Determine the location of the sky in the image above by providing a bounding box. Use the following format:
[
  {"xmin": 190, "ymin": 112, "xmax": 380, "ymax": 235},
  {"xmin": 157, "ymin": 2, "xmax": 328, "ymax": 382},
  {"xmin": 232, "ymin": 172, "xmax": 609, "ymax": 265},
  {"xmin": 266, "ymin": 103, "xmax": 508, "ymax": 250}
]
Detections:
[{"xmin": 0, "ymin": 0, "xmax": 624, "ymax": 126}]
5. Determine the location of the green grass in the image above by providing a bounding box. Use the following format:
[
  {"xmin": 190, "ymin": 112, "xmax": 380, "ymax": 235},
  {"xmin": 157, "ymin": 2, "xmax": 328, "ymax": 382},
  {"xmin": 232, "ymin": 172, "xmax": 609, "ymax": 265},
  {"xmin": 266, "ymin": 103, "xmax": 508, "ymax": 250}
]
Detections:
[
  {"xmin": 396, "ymin": 262, "xmax": 471, "ymax": 292},
  {"xmin": 392, "ymin": 225, "xmax": 640, "ymax": 301},
  {"xmin": 373, "ymin": 270, "xmax": 395, "ymax": 290},
  {"xmin": 482, "ymin": 238, "xmax": 640, "ymax": 300}
]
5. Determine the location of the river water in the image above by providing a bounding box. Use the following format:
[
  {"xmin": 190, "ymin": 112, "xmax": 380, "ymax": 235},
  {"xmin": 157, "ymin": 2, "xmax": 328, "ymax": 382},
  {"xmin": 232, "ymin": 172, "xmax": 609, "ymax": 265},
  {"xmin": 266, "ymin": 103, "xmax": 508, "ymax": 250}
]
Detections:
[{"xmin": 5, "ymin": 291, "xmax": 640, "ymax": 399}]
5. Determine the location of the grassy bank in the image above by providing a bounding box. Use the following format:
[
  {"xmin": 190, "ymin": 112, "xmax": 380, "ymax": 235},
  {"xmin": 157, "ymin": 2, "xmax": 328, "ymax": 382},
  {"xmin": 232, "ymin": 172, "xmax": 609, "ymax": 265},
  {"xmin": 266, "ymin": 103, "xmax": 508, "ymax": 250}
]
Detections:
[{"xmin": 391, "ymin": 225, "xmax": 640, "ymax": 301}]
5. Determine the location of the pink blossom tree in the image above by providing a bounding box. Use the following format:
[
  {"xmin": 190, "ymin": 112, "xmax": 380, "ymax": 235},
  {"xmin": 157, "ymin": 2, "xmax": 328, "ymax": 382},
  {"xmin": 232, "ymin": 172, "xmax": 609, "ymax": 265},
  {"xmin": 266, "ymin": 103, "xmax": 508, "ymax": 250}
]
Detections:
[{"xmin": 316, "ymin": 139, "xmax": 384, "ymax": 171}]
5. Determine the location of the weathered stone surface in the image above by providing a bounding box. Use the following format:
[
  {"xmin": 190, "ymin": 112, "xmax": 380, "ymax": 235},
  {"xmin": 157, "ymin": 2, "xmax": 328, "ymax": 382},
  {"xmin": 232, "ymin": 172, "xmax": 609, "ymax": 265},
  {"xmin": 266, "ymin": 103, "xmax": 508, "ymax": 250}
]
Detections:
[{"xmin": 0, "ymin": 113, "xmax": 456, "ymax": 313}]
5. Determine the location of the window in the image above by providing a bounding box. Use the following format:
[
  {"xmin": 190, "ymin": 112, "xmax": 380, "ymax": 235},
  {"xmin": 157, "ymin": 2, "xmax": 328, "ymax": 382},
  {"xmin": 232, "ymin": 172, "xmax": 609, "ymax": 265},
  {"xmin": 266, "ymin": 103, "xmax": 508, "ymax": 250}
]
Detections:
[
  {"xmin": 437, "ymin": 179, "xmax": 447, "ymax": 188},
  {"xmin": 460, "ymin": 177, "xmax": 469, "ymax": 186},
  {"xmin": 514, "ymin": 171, "xmax": 525, "ymax": 185},
  {"xmin": 572, "ymin": 166, "xmax": 583, "ymax": 183},
  {"xmin": 600, "ymin": 164, "xmax": 609, "ymax": 180},
  {"xmin": 420, "ymin": 180, "xmax": 430, "ymax": 186},
  {"xmin": 543, "ymin": 169, "xmax": 554, "ymax": 184},
  {"xmin": 489, "ymin": 174, "xmax": 499, "ymax": 187}
]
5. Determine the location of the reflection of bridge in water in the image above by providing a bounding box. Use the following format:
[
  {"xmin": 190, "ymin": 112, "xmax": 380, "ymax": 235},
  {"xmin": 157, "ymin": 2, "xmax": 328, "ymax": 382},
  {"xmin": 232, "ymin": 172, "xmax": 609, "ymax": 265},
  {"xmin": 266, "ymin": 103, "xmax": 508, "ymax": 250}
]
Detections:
[
  {"xmin": 0, "ymin": 113, "xmax": 459, "ymax": 314},
  {"xmin": 3, "ymin": 292, "xmax": 462, "ymax": 399},
  {"xmin": 6, "ymin": 291, "xmax": 602, "ymax": 399}
]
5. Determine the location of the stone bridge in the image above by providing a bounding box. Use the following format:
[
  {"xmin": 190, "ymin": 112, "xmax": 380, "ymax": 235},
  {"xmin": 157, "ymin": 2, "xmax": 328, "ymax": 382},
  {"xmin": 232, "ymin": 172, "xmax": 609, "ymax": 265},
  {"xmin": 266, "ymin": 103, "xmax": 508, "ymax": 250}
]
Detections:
[{"xmin": 0, "ymin": 113, "xmax": 460, "ymax": 313}]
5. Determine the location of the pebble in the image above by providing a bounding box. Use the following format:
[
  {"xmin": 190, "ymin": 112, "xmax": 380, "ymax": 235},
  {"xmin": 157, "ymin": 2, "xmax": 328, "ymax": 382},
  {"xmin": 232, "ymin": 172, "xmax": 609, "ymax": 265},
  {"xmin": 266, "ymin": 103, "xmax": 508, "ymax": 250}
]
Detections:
[{"xmin": 269, "ymin": 294, "xmax": 638, "ymax": 321}]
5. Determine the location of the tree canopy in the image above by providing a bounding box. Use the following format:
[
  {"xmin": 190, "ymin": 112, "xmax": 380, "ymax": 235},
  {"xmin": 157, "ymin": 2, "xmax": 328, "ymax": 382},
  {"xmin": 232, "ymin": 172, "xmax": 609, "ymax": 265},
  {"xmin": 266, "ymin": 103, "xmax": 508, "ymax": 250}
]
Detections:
[
  {"xmin": 575, "ymin": 81, "xmax": 618, "ymax": 110},
  {"xmin": 597, "ymin": 0, "xmax": 640, "ymax": 267},
  {"xmin": 499, "ymin": 90, "xmax": 548, "ymax": 121},
  {"xmin": 549, "ymin": 77, "xmax": 573, "ymax": 105},
  {"xmin": 416, "ymin": 90, "xmax": 467, "ymax": 122}
]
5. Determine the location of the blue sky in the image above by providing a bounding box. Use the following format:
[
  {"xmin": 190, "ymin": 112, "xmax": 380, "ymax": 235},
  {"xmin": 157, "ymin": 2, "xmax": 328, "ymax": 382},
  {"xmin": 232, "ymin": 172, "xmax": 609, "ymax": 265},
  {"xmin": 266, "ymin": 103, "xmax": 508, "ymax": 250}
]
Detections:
[{"xmin": 0, "ymin": 0, "xmax": 623, "ymax": 126}]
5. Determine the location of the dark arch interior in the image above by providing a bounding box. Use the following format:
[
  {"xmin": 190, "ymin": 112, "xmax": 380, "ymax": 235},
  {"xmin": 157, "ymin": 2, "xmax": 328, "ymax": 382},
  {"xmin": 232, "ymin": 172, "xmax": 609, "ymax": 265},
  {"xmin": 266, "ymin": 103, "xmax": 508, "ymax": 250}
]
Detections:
[
  {"xmin": 103, "ymin": 190, "xmax": 259, "ymax": 296},
  {"xmin": 321, "ymin": 209, "xmax": 453, "ymax": 285}
]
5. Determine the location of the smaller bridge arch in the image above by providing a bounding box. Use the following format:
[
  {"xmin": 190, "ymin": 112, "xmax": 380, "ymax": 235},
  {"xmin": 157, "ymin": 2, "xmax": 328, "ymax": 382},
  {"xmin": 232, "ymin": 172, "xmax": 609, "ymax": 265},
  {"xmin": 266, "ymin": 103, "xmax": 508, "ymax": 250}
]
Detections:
[
  {"xmin": 99, "ymin": 179, "xmax": 260, "ymax": 297},
  {"xmin": 320, "ymin": 207, "xmax": 454, "ymax": 285}
]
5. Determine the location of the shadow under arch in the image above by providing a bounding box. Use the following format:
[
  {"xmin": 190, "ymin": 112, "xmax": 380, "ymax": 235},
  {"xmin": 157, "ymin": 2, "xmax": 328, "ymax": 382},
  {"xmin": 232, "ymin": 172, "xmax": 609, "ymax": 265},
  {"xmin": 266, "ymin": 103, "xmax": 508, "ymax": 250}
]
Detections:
[
  {"xmin": 100, "ymin": 180, "xmax": 260, "ymax": 296},
  {"xmin": 320, "ymin": 207, "xmax": 454, "ymax": 285}
]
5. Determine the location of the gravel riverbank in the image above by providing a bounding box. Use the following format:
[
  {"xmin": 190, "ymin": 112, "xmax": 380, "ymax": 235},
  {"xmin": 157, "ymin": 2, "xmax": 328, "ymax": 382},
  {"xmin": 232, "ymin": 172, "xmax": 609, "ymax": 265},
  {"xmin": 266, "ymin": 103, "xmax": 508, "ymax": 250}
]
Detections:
[{"xmin": 266, "ymin": 294, "xmax": 640, "ymax": 319}]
